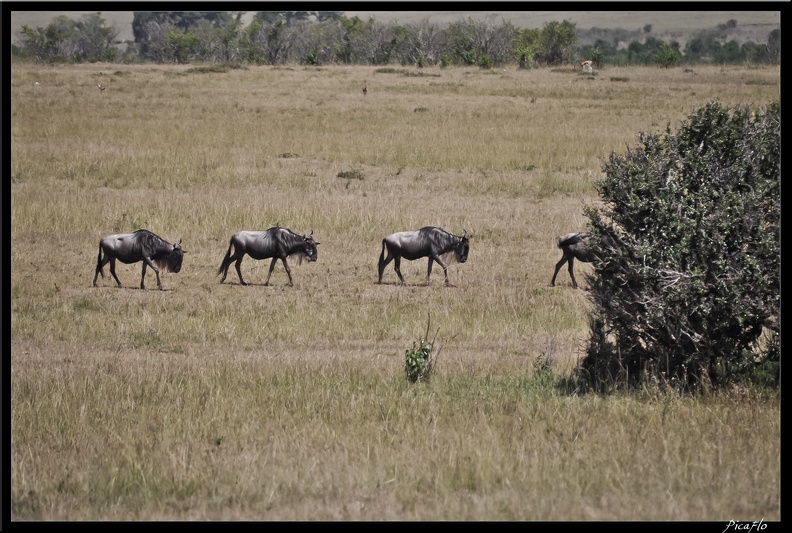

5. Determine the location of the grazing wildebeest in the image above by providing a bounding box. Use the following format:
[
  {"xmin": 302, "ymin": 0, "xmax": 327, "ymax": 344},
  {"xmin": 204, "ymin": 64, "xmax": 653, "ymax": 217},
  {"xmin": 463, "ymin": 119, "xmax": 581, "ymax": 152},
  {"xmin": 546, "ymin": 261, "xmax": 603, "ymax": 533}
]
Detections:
[
  {"xmin": 378, "ymin": 226, "xmax": 469, "ymax": 286},
  {"xmin": 217, "ymin": 226, "xmax": 319, "ymax": 286},
  {"xmin": 93, "ymin": 229, "xmax": 185, "ymax": 290},
  {"xmin": 550, "ymin": 232, "xmax": 597, "ymax": 289}
]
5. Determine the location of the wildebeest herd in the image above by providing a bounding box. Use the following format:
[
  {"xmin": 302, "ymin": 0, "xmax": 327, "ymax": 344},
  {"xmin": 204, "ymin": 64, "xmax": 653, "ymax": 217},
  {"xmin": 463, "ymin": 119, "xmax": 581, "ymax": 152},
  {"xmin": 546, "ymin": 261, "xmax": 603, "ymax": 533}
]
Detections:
[{"xmin": 93, "ymin": 226, "xmax": 592, "ymax": 290}]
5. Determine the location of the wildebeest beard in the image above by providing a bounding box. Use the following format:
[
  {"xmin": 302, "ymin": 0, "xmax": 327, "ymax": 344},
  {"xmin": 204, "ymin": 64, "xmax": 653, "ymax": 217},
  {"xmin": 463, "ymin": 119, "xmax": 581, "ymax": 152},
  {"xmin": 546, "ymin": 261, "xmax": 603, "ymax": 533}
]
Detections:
[
  {"xmin": 153, "ymin": 248, "xmax": 184, "ymax": 273},
  {"xmin": 440, "ymin": 250, "xmax": 461, "ymax": 265}
]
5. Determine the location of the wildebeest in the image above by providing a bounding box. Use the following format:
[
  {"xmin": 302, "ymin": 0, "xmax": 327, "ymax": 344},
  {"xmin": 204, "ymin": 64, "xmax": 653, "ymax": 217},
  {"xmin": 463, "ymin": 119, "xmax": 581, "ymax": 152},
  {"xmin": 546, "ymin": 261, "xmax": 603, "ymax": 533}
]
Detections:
[
  {"xmin": 217, "ymin": 226, "xmax": 319, "ymax": 286},
  {"xmin": 93, "ymin": 229, "xmax": 185, "ymax": 290},
  {"xmin": 550, "ymin": 232, "xmax": 597, "ymax": 289},
  {"xmin": 378, "ymin": 226, "xmax": 469, "ymax": 286}
]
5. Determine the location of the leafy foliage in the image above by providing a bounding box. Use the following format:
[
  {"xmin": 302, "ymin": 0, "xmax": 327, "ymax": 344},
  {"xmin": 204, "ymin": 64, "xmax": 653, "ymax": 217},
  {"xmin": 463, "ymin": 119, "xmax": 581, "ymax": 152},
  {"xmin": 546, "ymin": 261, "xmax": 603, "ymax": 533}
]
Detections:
[
  {"xmin": 537, "ymin": 20, "xmax": 578, "ymax": 66},
  {"xmin": 131, "ymin": 12, "xmax": 233, "ymax": 61},
  {"xmin": 14, "ymin": 13, "xmax": 780, "ymax": 67},
  {"xmin": 655, "ymin": 43, "xmax": 681, "ymax": 68},
  {"xmin": 18, "ymin": 14, "xmax": 118, "ymax": 62},
  {"xmin": 405, "ymin": 338, "xmax": 434, "ymax": 383},
  {"xmin": 405, "ymin": 315, "xmax": 441, "ymax": 383},
  {"xmin": 512, "ymin": 27, "xmax": 541, "ymax": 69},
  {"xmin": 580, "ymin": 101, "xmax": 780, "ymax": 392}
]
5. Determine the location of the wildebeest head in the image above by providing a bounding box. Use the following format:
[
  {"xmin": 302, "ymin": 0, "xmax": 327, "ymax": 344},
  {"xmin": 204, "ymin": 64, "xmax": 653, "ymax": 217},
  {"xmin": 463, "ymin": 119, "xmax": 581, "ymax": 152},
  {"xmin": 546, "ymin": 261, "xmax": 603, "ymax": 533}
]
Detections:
[
  {"xmin": 455, "ymin": 230, "xmax": 470, "ymax": 263},
  {"xmin": 302, "ymin": 231, "xmax": 319, "ymax": 262},
  {"xmin": 167, "ymin": 239, "xmax": 186, "ymax": 273}
]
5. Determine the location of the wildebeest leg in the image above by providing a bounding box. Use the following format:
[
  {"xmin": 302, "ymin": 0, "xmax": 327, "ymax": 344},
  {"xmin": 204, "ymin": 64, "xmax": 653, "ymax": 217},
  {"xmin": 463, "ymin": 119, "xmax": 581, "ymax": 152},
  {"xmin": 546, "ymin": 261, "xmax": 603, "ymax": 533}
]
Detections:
[
  {"xmin": 263, "ymin": 257, "xmax": 279, "ymax": 286},
  {"xmin": 429, "ymin": 257, "xmax": 450, "ymax": 286},
  {"xmin": 218, "ymin": 245, "xmax": 233, "ymax": 283},
  {"xmin": 377, "ymin": 243, "xmax": 393, "ymax": 284},
  {"xmin": 141, "ymin": 256, "xmax": 161, "ymax": 290},
  {"xmin": 281, "ymin": 258, "xmax": 294, "ymax": 287},
  {"xmin": 426, "ymin": 258, "xmax": 434, "ymax": 286},
  {"xmin": 550, "ymin": 254, "xmax": 568, "ymax": 287},
  {"xmin": 108, "ymin": 257, "xmax": 122, "ymax": 288},
  {"xmin": 94, "ymin": 251, "xmax": 111, "ymax": 287},
  {"xmin": 393, "ymin": 256, "xmax": 406, "ymax": 285},
  {"xmin": 567, "ymin": 256, "xmax": 578, "ymax": 289},
  {"xmin": 234, "ymin": 255, "xmax": 247, "ymax": 286}
]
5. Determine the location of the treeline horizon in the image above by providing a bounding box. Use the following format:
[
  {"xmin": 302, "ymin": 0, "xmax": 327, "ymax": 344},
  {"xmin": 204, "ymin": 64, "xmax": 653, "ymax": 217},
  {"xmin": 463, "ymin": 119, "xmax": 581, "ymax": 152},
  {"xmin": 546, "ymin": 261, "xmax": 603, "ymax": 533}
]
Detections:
[{"xmin": 13, "ymin": 11, "xmax": 781, "ymax": 68}]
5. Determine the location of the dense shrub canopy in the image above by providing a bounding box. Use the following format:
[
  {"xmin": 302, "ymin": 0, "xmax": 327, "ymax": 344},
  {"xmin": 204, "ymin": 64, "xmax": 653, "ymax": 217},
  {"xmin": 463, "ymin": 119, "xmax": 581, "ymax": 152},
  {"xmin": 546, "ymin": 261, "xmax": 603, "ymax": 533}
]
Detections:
[
  {"xmin": 13, "ymin": 12, "xmax": 780, "ymax": 67},
  {"xmin": 581, "ymin": 101, "xmax": 780, "ymax": 392}
]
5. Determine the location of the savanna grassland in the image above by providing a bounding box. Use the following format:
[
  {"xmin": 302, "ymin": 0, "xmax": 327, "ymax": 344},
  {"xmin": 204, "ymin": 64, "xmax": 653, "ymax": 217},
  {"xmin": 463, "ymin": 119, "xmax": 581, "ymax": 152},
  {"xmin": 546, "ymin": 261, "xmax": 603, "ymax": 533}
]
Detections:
[{"xmin": 9, "ymin": 61, "xmax": 780, "ymax": 521}]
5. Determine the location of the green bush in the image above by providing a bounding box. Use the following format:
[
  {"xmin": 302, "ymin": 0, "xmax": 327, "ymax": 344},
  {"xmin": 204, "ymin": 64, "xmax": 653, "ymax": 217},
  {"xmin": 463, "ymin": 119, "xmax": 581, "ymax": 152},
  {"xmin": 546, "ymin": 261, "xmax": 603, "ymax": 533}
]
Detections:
[
  {"xmin": 404, "ymin": 315, "xmax": 440, "ymax": 383},
  {"xmin": 404, "ymin": 338, "xmax": 434, "ymax": 383},
  {"xmin": 580, "ymin": 100, "xmax": 780, "ymax": 392}
]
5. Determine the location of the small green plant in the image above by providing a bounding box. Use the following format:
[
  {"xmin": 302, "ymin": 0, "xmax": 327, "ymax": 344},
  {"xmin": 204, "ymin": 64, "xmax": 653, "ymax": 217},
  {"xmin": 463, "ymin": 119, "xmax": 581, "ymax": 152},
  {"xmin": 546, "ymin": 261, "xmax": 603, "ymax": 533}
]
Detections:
[
  {"xmin": 405, "ymin": 314, "xmax": 440, "ymax": 383},
  {"xmin": 405, "ymin": 338, "xmax": 433, "ymax": 383}
]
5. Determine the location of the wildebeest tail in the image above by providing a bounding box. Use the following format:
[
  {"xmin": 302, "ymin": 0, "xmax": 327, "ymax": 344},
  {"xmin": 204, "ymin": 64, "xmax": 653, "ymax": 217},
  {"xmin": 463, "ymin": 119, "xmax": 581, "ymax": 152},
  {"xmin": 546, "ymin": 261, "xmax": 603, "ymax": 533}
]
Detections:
[
  {"xmin": 95, "ymin": 242, "xmax": 105, "ymax": 278},
  {"xmin": 217, "ymin": 239, "xmax": 234, "ymax": 276},
  {"xmin": 378, "ymin": 239, "xmax": 387, "ymax": 265},
  {"xmin": 557, "ymin": 232, "xmax": 585, "ymax": 248}
]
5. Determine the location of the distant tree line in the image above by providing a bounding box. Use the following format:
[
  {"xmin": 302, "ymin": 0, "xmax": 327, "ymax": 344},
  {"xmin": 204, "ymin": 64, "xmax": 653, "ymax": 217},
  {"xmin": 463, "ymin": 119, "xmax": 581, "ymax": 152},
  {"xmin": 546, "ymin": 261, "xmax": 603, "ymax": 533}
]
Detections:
[{"xmin": 13, "ymin": 12, "xmax": 781, "ymax": 67}]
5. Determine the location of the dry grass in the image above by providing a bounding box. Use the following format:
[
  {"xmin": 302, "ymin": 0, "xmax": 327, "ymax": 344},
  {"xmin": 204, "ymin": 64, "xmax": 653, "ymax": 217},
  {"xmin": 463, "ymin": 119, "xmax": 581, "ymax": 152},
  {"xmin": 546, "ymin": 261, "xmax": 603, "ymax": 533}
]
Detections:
[{"xmin": 10, "ymin": 61, "xmax": 780, "ymax": 521}]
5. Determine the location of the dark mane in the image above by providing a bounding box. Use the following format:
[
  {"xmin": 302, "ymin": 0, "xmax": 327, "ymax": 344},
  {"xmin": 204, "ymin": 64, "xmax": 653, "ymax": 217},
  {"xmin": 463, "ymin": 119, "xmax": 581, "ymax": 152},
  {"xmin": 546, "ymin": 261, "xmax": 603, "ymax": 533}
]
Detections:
[{"xmin": 418, "ymin": 226, "xmax": 449, "ymax": 238}]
